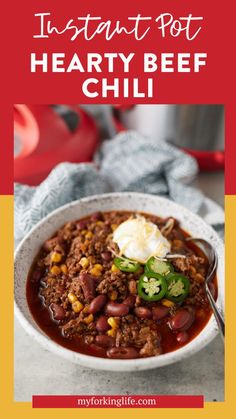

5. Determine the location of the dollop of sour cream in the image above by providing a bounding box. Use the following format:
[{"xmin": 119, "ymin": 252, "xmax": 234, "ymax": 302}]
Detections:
[{"xmin": 113, "ymin": 216, "xmax": 171, "ymax": 264}]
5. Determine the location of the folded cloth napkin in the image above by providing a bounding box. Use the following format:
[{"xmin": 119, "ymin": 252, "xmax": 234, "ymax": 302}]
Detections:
[{"xmin": 14, "ymin": 131, "xmax": 223, "ymax": 243}]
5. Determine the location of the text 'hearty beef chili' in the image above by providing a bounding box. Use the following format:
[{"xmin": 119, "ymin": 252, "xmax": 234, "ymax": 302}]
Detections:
[{"xmin": 27, "ymin": 211, "xmax": 217, "ymax": 359}]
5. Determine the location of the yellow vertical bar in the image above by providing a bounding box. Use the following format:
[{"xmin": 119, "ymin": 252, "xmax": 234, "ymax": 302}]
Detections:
[
  {"xmin": 0, "ymin": 195, "xmax": 14, "ymax": 405},
  {"xmin": 225, "ymin": 195, "xmax": 236, "ymax": 404}
]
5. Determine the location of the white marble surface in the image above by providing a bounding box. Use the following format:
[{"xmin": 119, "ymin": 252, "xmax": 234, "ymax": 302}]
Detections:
[{"xmin": 14, "ymin": 171, "xmax": 225, "ymax": 402}]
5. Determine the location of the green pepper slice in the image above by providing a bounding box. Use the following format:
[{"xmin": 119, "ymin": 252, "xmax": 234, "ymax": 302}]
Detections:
[
  {"xmin": 114, "ymin": 257, "xmax": 141, "ymax": 273},
  {"xmin": 165, "ymin": 273, "xmax": 190, "ymax": 303},
  {"xmin": 138, "ymin": 272, "xmax": 167, "ymax": 302},
  {"xmin": 145, "ymin": 257, "xmax": 174, "ymax": 276}
]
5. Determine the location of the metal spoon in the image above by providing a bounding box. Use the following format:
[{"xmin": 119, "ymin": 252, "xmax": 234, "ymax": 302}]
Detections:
[{"xmin": 186, "ymin": 237, "xmax": 225, "ymax": 339}]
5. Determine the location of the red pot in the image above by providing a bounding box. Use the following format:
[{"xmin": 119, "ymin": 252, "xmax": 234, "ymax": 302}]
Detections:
[{"xmin": 14, "ymin": 105, "xmax": 99, "ymax": 185}]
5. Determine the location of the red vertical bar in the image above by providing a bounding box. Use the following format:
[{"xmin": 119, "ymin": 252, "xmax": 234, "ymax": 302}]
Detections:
[{"xmin": 0, "ymin": 103, "xmax": 13, "ymax": 195}]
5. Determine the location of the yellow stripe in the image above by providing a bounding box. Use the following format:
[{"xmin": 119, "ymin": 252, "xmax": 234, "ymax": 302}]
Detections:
[{"xmin": 0, "ymin": 195, "xmax": 14, "ymax": 407}]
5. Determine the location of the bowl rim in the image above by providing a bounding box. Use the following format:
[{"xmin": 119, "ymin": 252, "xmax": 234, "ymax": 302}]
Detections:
[{"xmin": 14, "ymin": 192, "xmax": 224, "ymax": 371}]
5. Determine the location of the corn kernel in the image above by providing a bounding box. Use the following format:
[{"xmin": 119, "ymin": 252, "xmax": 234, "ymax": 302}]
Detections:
[
  {"xmin": 72, "ymin": 300, "xmax": 84, "ymax": 313},
  {"xmin": 50, "ymin": 265, "xmax": 61, "ymax": 275},
  {"xmin": 161, "ymin": 299, "xmax": 175, "ymax": 307},
  {"xmin": 111, "ymin": 264, "xmax": 120, "ymax": 273},
  {"xmin": 51, "ymin": 252, "xmax": 62, "ymax": 263},
  {"xmin": 90, "ymin": 267, "xmax": 102, "ymax": 276},
  {"xmin": 60, "ymin": 264, "xmax": 68, "ymax": 274},
  {"xmin": 195, "ymin": 273, "xmax": 205, "ymax": 284},
  {"xmin": 82, "ymin": 305, "xmax": 90, "ymax": 314},
  {"xmin": 85, "ymin": 231, "xmax": 93, "ymax": 239},
  {"xmin": 79, "ymin": 257, "xmax": 89, "ymax": 269},
  {"xmin": 83, "ymin": 314, "xmax": 94, "ymax": 324},
  {"xmin": 68, "ymin": 292, "xmax": 77, "ymax": 304},
  {"xmin": 107, "ymin": 328, "xmax": 116, "ymax": 337},
  {"xmin": 94, "ymin": 264, "xmax": 103, "ymax": 271},
  {"xmin": 88, "ymin": 255, "xmax": 96, "ymax": 264},
  {"xmin": 81, "ymin": 230, "xmax": 88, "ymax": 235},
  {"xmin": 96, "ymin": 221, "xmax": 104, "ymax": 226},
  {"xmin": 189, "ymin": 265, "xmax": 196, "ymax": 276},
  {"xmin": 110, "ymin": 290, "xmax": 118, "ymax": 301},
  {"xmin": 107, "ymin": 317, "xmax": 118, "ymax": 329},
  {"xmin": 111, "ymin": 224, "xmax": 118, "ymax": 231},
  {"xmin": 81, "ymin": 240, "xmax": 90, "ymax": 252}
]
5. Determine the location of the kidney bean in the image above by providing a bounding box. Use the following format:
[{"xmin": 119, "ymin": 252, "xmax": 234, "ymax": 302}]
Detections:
[
  {"xmin": 76, "ymin": 220, "xmax": 88, "ymax": 230},
  {"xmin": 90, "ymin": 211, "xmax": 103, "ymax": 222},
  {"xmin": 95, "ymin": 335, "xmax": 115, "ymax": 348},
  {"xmin": 152, "ymin": 305, "xmax": 169, "ymax": 320},
  {"xmin": 89, "ymin": 343, "xmax": 106, "ymax": 354},
  {"xmin": 107, "ymin": 346, "xmax": 139, "ymax": 359},
  {"xmin": 134, "ymin": 306, "xmax": 152, "ymax": 319},
  {"xmin": 169, "ymin": 309, "xmax": 195, "ymax": 332},
  {"xmin": 88, "ymin": 295, "xmax": 107, "ymax": 314},
  {"xmin": 176, "ymin": 331, "xmax": 189, "ymax": 344},
  {"xmin": 105, "ymin": 302, "xmax": 129, "ymax": 317},
  {"xmin": 96, "ymin": 315, "xmax": 110, "ymax": 332},
  {"xmin": 79, "ymin": 273, "xmax": 96, "ymax": 302},
  {"xmin": 50, "ymin": 303, "xmax": 66, "ymax": 321},
  {"xmin": 123, "ymin": 295, "xmax": 136, "ymax": 308},
  {"xmin": 101, "ymin": 251, "xmax": 112, "ymax": 262}
]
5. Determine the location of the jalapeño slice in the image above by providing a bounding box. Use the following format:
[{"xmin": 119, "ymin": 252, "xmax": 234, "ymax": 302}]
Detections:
[
  {"xmin": 145, "ymin": 257, "xmax": 174, "ymax": 276},
  {"xmin": 165, "ymin": 273, "xmax": 190, "ymax": 303},
  {"xmin": 114, "ymin": 257, "xmax": 141, "ymax": 273},
  {"xmin": 138, "ymin": 272, "xmax": 167, "ymax": 302}
]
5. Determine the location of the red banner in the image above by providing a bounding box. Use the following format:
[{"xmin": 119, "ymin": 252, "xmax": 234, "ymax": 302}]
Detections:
[
  {"xmin": 0, "ymin": 0, "xmax": 234, "ymax": 194},
  {"xmin": 32, "ymin": 395, "xmax": 204, "ymax": 408}
]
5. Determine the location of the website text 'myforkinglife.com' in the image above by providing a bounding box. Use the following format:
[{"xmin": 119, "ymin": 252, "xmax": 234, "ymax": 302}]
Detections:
[{"xmin": 77, "ymin": 396, "xmax": 157, "ymax": 408}]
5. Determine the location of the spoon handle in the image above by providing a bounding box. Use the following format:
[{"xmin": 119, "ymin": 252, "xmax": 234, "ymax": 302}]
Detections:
[{"xmin": 206, "ymin": 284, "xmax": 225, "ymax": 339}]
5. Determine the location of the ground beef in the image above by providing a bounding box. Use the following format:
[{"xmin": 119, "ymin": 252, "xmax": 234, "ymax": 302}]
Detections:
[
  {"xmin": 115, "ymin": 318, "xmax": 162, "ymax": 357},
  {"xmin": 172, "ymin": 254, "xmax": 206, "ymax": 274},
  {"xmin": 97, "ymin": 272, "xmax": 128, "ymax": 300}
]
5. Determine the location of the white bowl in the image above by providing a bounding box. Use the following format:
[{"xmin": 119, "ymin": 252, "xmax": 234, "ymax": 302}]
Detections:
[{"xmin": 14, "ymin": 192, "xmax": 224, "ymax": 371}]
